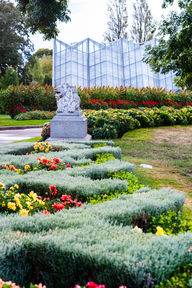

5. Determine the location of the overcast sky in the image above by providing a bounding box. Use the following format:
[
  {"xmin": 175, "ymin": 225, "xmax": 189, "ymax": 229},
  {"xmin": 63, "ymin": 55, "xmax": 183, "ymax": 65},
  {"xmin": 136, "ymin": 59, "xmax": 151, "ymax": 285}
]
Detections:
[{"xmin": 30, "ymin": 0, "xmax": 176, "ymax": 51}]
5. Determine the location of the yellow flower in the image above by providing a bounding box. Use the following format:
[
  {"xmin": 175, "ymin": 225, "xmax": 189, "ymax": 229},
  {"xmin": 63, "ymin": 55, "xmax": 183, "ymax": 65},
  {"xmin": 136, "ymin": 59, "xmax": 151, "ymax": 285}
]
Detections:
[
  {"xmin": 16, "ymin": 169, "xmax": 23, "ymax": 175},
  {"xmin": 29, "ymin": 191, "xmax": 37, "ymax": 200},
  {"xmin": 7, "ymin": 202, "xmax": 17, "ymax": 211},
  {"xmin": 156, "ymin": 226, "xmax": 166, "ymax": 236},
  {"xmin": 14, "ymin": 195, "xmax": 22, "ymax": 208},
  {"xmin": 0, "ymin": 182, "xmax": 5, "ymax": 190},
  {"xmin": 26, "ymin": 202, "xmax": 33, "ymax": 210},
  {"xmin": 14, "ymin": 184, "xmax": 19, "ymax": 189},
  {"xmin": 24, "ymin": 164, "xmax": 31, "ymax": 172},
  {"xmin": 1, "ymin": 201, "xmax": 6, "ymax": 207},
  {"xmin": 45, "ymin": 148, "xmax": 49, "ymax": 153},
  {"xmin": 19, "ymin": 209, "xmax": 29, "ymax": 217},
  {"xmin": 38, "ymin": 199, "xmax": 45, "ymax": 206}
]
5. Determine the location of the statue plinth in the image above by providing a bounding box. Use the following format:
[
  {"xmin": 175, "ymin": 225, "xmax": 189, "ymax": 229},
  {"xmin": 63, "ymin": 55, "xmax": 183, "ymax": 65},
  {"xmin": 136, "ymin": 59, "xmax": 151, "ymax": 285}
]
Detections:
[{"xmin": 49, "ymin": 84, "xmax": 91, "ymax": 141}]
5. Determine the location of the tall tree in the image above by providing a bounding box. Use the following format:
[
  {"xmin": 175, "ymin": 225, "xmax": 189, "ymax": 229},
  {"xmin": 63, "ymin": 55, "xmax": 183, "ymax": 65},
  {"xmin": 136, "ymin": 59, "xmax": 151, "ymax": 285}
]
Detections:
[
  {"xmin": 23, "ymin": 48, "xmax": 52, "ymax": 84},
  {"xmin": 104, "ymin": 0, "xmax": 129, "ymax": 42},
  {"xmin": 131, "ymin": 0, "xmax": 155, "ymax": 43},
  {"xmin": 144, "ymin": 0, "xmax": 192, "ymax": 89},
  {"xmin": 0, "ymin": 0, "xmax": 33, "ymax": 76},
  {"xmin": 16, "ymin": 0, "xmax": 70, "ymax": 39}
]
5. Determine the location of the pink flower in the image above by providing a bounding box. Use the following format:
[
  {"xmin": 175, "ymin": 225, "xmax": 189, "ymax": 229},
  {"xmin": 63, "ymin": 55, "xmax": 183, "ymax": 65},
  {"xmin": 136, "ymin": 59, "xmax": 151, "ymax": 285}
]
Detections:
[{"xmin": 42, "ymin": 210, "xmax": 50, "ymax": 215}]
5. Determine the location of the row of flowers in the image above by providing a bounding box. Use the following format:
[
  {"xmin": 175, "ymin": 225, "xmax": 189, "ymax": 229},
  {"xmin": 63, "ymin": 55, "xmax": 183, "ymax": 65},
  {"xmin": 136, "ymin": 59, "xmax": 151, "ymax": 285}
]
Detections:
[
  {"xmin": 0, "ymin": 280, "xmax": 127, "ymax": 288},
  {"xmin": 0, "ymin": 279, "xmax": 45, "ymax": 288},
  {"xmin": 83, "ymin": 98, "xmax": 192, "ymax": 110},
  {"xmin": 0, "ymin": 182, "xmax": 82, "ymax": 216},
  {"xmin": 0, "ymin": 181, "xmax": 167, "ymax": 236},
  {"xmin": 2, "ymin": 156, "xmax": 71, "ymax": 174}
]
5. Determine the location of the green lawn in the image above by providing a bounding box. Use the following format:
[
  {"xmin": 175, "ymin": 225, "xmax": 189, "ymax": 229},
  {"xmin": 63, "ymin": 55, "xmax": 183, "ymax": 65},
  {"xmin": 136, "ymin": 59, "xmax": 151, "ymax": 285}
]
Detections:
[
  {"xmin": 115, "ymin": 126, "xmax": 192, "ymax": 202},
  {"xmin": 15, "ymin": 136, "xmax": 42, "ymax": 143},
  {"xmin": 0, "ymin": 115, "xmax": 50, "ymax": 127}
]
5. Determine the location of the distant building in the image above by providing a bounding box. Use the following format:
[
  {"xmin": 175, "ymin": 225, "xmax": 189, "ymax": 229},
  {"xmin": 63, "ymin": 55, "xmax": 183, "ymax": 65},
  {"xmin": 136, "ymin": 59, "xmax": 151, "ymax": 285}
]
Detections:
[{"xmin": 53, "ymin": 38, "xmax": 176, "ymax": 90}]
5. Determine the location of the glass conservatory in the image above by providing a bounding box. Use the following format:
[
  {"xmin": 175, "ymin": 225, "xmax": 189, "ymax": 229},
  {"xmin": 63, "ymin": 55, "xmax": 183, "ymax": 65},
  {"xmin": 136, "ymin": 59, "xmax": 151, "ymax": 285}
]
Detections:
[{"xmin": 53, "ymin": 38, "xmax": 176, "ymax": 90}]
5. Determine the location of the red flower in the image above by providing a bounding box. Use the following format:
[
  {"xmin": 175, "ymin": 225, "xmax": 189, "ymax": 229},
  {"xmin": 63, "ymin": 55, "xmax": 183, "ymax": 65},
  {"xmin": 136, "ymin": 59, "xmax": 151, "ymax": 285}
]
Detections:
[
  {"xmin": 86, "ymin": 282, "xmax": 99, "ymax": 288},
  {"xmin": 61, "ymin": 194, "xmax": 71, "ymax": 202},
  {"xmin": 52, "ymin": 202, "xmax": 65, "ymax": 211},
  {"xmin": 66, "ymin": 163, "xmax": 71, "ymax": 169},
  {"xmin": 74, "ymin": 200, "xmax": 82, "ymax": 207},
  {"xmin": 49, "ymin": 185, "xmax": 58, "ymax": 196},
  {"xmin": 53, "ymin": 157, "xmax": 62, "ymax": 164},
  {"xmin": 38, "ymin": 156, "xmax": 49, "ymax": 165},
  {"xmin": 49, "ymin": 164, "xmax": 58, "ymax": 170}
]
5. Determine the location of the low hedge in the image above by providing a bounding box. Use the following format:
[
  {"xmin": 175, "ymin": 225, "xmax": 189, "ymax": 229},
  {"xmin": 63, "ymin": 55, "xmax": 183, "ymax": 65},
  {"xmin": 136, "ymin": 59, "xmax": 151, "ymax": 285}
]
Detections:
[
  {"xmin": 0, "ymin": 141, "xmax": 191, "ymax": 287},
  {"xmin": 0, "ymin": 189, "xmax": 190, "ymax": 288},
  {"xmin": 15, "ymin": 111, "xmax": 55, "ymax": 120},
  {"xmin": 86, "ymin": 107, "xmax": 192, "ymax": 139},
  {"xmin": 41, "ymin": 107, "xmax": 192, "ymax": 140}
]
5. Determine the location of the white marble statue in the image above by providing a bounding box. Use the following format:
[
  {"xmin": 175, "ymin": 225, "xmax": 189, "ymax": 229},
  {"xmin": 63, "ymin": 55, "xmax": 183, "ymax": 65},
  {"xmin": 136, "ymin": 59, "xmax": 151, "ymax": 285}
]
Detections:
[{"xmin": 55, "ymin": 84, "xmax": 80, "ymax": 114}]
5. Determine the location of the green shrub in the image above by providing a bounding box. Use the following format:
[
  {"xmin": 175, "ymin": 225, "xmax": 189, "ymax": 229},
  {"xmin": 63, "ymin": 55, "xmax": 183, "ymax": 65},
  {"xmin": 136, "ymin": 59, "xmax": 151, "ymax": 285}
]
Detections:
[
  {"xmin": 0, "ymin": 188, "xmax": 190, "ymax": 288},
  {"xmin": 148, "ymin": 210, "xmax": 192, "ymax": 235},
  {"xmin": 112, "ymin": 171, "xmax": 144, "ymax": 193},
  {"xmin": 95, "ymin": 153, "xmax": 116, "ymax": 164},
  {"xmin": 85, "ymin": 107, "xmax": 192, "ymax": 139},
  {"xmin": 39, "ymin": 107, "xmax": 192, "ymax": 140},
  {"xmin": 15, "ymin": 111, "xmax": 55, "ymax": 120},
  {"xmin": 155, "ymin": 264, "xmax": 192, "ymax": 288},
  {"xmin": 0, "ymin": 84, "xmax": 56, "ymax": 118},
  {"xmin": 0, "ymin": 67, "xmax": 19, "ymax": 89}
]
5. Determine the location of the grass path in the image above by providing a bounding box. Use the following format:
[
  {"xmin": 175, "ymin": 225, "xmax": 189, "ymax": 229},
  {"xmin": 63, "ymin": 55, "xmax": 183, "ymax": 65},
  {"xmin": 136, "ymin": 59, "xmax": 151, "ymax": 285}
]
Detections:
[{"xmin": 115, "ymin": 126, "xmax": 192, "ymax": 207}]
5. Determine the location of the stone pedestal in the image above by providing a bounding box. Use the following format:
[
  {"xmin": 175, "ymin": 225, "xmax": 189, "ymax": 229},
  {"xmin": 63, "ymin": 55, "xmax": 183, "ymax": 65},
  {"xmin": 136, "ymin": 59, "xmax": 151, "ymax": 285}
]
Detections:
[{"xmin": 49, "ymin": 112, "xmax": 91, "ymax": 141}]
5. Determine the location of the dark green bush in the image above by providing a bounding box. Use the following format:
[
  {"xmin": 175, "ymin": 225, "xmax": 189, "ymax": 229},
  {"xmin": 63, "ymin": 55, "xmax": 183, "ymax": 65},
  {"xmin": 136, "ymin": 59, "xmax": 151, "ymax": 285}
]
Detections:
[{"xmin": 0, "ymin": 67, "xmax": 19, "ymax": 89}]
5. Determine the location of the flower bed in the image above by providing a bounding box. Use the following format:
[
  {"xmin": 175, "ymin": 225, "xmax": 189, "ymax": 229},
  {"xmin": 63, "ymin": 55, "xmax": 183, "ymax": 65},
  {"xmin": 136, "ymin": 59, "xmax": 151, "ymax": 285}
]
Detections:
[
  {"xmin": 40, "ymin": 107, "xmax": 192, "ymax": 140},
  {"xmin": 2, "ymin": 85, "xmax": 192, "ymax": 118},
  {"xmin": 79, "ymin": 87, "xmax": 192, "ymax": 109},
  {"xmin": 0, "ymin": 141, "xmax": 191, "ymax": 287}
]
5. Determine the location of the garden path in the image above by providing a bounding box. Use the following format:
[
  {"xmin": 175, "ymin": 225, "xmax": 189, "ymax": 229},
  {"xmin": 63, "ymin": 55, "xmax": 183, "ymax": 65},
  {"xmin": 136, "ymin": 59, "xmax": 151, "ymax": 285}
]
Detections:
[{"xmin": 0, "ymin": 128, "xmax": 41, "ymax": 144}]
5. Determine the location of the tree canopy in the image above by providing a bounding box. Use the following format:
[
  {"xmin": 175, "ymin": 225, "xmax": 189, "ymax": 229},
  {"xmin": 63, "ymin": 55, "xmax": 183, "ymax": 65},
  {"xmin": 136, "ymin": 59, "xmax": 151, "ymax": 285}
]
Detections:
[
  {"xmin": 0, "ymin": 0, "xmax": 33, "ymax": 76},
  {"xmin": 145, "ymin": 0, "xmax": 192, "ymax": 89},
  {"xmin": 104, "ymin": 0, "xmax": 128, "ymax": 42},
  {"xmin": 131, "ymin": 0, "xmax": 155, "ymax": 43},
  {"xmin": 16, "ymin": 0, "xmax": 70, "ymax": 39},
  {"xmin": 23, "ymin": 48, "xmax": 52, "ymax": 84}
]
